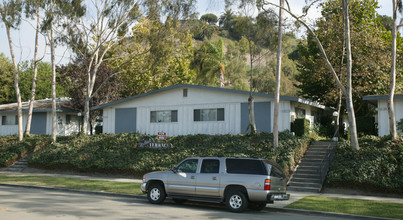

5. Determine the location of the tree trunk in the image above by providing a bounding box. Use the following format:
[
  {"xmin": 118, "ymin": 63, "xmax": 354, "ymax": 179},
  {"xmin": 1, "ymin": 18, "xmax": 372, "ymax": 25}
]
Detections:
[
  {"xmin": 50, "ymin": 0, "xmax": 57, "ymax": 142},
  {"xmin": 388, "ymin": 0, "xmax": 398, "ymax": 139},
  {"xmin": 273, "ymin": 0, "xmax": 284, "ymax": 148},
  {"xmin": 248, "ymin": 40, "xmax": 256, "ymax": 134},
  {"xmin": 343, "ymin": 0, "xmax": 359, "ymax": 150},
  {"xmin": 25, "ymin": 7, "xmax": 41, "ymax": 135},
  {"xmin": 5, "ymin": 24, "xmax": 23, "ymax": 141}
]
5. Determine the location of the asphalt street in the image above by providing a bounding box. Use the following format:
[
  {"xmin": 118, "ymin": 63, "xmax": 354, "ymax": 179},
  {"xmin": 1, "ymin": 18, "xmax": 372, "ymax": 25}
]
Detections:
[{"xmin": 0, "ymin": 185, "xmax": 354, "ymax": 220}]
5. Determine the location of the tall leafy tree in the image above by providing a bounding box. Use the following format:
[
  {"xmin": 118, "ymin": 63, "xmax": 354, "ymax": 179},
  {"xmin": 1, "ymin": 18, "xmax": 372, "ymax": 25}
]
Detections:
[
  {"xmin": 0, "ymin": 0, "xmax": 23, "ymax": 141},
  {"xmin": 0, "ymin": 53, "xmax": 14, "ymax": 104},
  {"xmin": 193, "ymin": 38, "xmax": 226, "ymax": 87},
  {"xmin": 19, "ymin": 61, "xmax": 67, "ymax": 101},
  {"xmin": 57, "ymin": 57, "xmax": 124, "ymax": 132},
  {"xmin": 110, "ymin": 17, "xmax": 195, "ymax": 97}
]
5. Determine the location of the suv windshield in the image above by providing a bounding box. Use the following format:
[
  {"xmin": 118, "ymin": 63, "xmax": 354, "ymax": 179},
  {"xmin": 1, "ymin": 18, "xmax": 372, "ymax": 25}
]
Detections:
[{"xmin": 226, "ymin": 158, "xmax": 268, "ymax": 175}]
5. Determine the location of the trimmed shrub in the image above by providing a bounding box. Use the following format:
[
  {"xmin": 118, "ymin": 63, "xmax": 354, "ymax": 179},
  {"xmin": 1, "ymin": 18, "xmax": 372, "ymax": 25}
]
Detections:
[
  {"xmin": 326, "ymin": 135, "xmax": 403, "ymax": 193},
  {"xmin": 29, "ymin": 131, "xmax": 310, "ymax": 178},
  {"xmin": 291, "ymin": 118, "xmax": 310, "ymax": 136}
]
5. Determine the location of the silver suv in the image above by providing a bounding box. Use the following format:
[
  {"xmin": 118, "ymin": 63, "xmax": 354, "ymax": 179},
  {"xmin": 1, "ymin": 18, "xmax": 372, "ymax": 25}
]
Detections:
[{"xmin": 140, "ymin": 157, "xmax": 289, "ymax": 212}]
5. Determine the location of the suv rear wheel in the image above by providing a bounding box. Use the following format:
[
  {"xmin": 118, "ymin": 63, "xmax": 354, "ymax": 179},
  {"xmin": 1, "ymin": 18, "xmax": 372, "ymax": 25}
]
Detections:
[
  {"xmin": 147, "ymin": 184, "xmax": 166, "ymax": 204},
  {"xmin": 225, "ymin": 190, "xmax": 248, "ymax": 212}
]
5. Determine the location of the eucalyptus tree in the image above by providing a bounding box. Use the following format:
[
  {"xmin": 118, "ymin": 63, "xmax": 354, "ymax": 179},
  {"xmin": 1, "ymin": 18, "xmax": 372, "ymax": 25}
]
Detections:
[
  {"xmin": 23, "ymin": 0, "xmax": 47, "ymax": 135},
  {"xmin": 62, "ymin": 0, "xmax": 142, "ymax": 134},
  {"xmin": 259, "ymin": 0, "xmax": 360, "ymax": 150},
  {"xmin": 0, "ymin": 0, "xmax": 23, "ymax": 141},
  {"xmin": 40, "ymin": 0, "xmax": 85, "ymax": 142},
  {"xmin": 273, "ymin": 0, "xmax": 284, "ymax": 148},
  {"xmin": 388, "ymin": 0, "xmax": 402, "ymax": 139}
]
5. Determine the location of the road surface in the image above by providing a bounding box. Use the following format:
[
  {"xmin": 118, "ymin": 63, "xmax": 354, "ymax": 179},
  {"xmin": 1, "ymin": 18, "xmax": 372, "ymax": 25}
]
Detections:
[{"xmin": 0, "ymin": 185, "xmax": 349, "ymax": 220}]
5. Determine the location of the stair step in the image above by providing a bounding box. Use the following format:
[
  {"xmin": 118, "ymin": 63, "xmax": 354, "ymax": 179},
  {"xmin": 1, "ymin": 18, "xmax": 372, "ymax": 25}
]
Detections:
[
  {"xmin": 288, "ymin": 181, "xmax": 322, "ymax": 188},
  {"xmin": 292, "ymin": 173, "xmax": 321, "ymax": 179},
  {"xmin": 299, "ymin": 162, "xmax": 322, "ymax": 167},
  {"xmin": 287, "ymin": 186, "xmax": 321, "ymax": 193},
  {"xmin": 289, "ymin": 177, "xmax": 321, "ymax": 184}
]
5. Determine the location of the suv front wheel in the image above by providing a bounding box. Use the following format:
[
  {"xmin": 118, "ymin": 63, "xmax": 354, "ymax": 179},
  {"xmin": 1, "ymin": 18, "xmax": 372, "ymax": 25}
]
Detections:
[
  {"xmin": 225, "ymin": 190, "xmax": 248, "ymax": 212},
  {"xmin": 147, "ymin": 184, "xmax": 166, "ymax": 204}
]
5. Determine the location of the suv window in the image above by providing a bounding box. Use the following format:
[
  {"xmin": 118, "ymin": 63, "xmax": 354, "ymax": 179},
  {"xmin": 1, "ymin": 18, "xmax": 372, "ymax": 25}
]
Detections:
[
  {"xmin": 201, "ymin": 159, "xmax": 220, "ymax": 173},
  {"xmin": 270, "ymin": 165, "xmax": 285, "ymax": 178},
  {"xmin": 177, "ymin": 159, "xmax": 198, "ymax": 173},
  {"xmin": 226, "ymin": 159, "xmax": 267, "ymax": 175}
]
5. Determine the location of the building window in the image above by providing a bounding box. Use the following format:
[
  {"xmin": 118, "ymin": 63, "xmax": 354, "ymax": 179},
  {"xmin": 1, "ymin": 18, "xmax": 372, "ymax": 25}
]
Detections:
[
  {"xmin": 183, "ymin": 88, "xmax": 188, "ymax": 97},
  {"xmin": 150, "ymin": 110, "xmax": 178, "ymax": 123},
  {"xmin": 295, "ymin": 107, "xmax": 306, "ymax": 119},
  {"xmin": 66, "ymin": 115, "xmax": 72, "ymax": 125},
  {"xmin": 1, "ymin": 115, "xmax": 17, "ymax": 125},
  {"xmin": 194, "ymin": 108, "xmax": 224, "ymax": 121}
]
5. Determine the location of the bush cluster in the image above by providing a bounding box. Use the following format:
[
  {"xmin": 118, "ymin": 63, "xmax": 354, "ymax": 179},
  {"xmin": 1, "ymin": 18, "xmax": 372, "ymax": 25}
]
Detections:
[
  {"xmin": 0, "ymin": 135, "xmax": 50, "ymax": 167},
  {"xmin": 28, "ymin": 132, "xmax": 310, "ymax": 178},
  {"xmin": 326, "ymin": 135, "xmax": 403, "ymax": 193},
  {"xmin": 291, "ymin": 118, "xmax": 310, "ymax": 136}
]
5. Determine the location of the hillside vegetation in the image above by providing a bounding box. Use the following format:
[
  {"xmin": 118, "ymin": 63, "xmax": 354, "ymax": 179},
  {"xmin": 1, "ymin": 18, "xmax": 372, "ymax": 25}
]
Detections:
[{"xmin": 1, "ymin": 132, "xmax": 309, "ymax": 178}]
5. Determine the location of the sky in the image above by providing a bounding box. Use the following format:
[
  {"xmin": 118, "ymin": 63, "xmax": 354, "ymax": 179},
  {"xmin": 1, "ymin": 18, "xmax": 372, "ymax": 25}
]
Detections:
[{"xmin": 0, "ymin": 0, "xmax": 397, "ymax": 65}]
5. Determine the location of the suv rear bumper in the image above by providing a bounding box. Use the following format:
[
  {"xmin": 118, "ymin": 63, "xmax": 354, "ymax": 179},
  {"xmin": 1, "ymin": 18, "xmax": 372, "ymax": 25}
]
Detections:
[{"xmin": 267, "ymin": 193, "xmax": 290, "ymax": 202}]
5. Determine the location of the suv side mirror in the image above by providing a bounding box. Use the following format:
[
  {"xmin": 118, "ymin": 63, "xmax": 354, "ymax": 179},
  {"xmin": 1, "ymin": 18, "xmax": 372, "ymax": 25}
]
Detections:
[{"xmin": 172, "ymin": 167, "xmax": 178, "ymax": 173}]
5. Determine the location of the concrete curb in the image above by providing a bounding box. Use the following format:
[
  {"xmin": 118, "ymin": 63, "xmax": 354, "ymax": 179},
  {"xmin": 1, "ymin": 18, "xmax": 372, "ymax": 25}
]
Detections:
[
  {"xmin": 1, "ymin": 183, "xmax": 397, "ymax": 220},
  {"xmin": 267, "ymin": 207, "xmax": 395, "ymax": 220}
]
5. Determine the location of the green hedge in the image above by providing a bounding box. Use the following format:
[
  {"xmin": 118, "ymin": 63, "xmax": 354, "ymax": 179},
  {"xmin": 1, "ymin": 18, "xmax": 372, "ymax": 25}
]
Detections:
[
  {"xmin": 0, "ymin": 135, "xmax": 50, "ymax": 167},
  {"xmin": 326, "ymin": 135, "xmax": 403, "ymax": 193},
  {"xmin": 291, "ymin": 118, "xmax": 310, "ymax": 136},
  {"xmin": 29, "ymin": 132, "xmax": 310, "ymax": 178}
]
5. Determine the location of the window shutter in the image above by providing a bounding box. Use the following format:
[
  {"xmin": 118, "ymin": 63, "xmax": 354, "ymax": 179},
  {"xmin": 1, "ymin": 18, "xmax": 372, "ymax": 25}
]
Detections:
[
  {"xmin": 171, "ymin": 110, "xmax": 178, "ymax": 122},
  {"xmin": 217, "ymin": 108, "xmax": 224, "ymax": 121},
  {"xmin": 150, "ymin": 111, "xmax": 156, "ymax": 122},
  {"xmin": 194, "ymin": 109, "xmax": 200, "ymax": 121}
]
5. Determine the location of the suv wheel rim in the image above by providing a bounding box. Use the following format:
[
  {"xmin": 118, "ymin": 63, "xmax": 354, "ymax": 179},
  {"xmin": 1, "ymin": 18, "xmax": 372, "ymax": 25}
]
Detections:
[
  {"xmin": 229, "ymin": 195, "xmax": 242, "ymax": 209},
  {"xmin": 150, "ymin": 188, "xmax": 160, "ymax": 201}
]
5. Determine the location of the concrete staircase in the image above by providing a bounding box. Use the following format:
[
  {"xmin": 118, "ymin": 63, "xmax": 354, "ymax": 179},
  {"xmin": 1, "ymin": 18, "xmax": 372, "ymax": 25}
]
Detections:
[
  {"xmin": 3, "ymin": 156, "xmax": 29, "ymax": 172},
  {"xmin": 287, "ymin": 141, "xmax": 337, "ymax": 193}
]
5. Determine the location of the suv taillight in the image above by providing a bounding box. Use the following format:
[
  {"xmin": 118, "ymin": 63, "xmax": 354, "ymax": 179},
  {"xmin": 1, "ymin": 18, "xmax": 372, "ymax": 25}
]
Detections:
[{"xmin": 264, "ymin": 179, "xmax": 271, "ymax": 190}]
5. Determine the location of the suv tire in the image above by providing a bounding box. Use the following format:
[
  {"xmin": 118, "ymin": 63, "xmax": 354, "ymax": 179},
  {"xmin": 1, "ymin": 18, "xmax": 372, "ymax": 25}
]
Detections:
[
  {"xmin": 147, "ymin": 184, "xmax": 166, "ymax": 204},
  {"xmin": 225, "ymin": 190, "xmax": 248, "ymax": 212}
]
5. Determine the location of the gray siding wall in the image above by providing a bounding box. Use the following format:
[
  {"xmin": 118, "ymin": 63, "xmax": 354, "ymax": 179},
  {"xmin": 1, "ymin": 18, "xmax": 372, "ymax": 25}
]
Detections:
[
  {"xmin": 31, "ymin": 112, "xmax": 47, "ymax": 134},
  {"xmin": 115, "ymin": 108, "xmax": 137, "ymax": 133},
  {"xmin": 241, "ymin": 102, "xmax": 271, "ymax": 133}
]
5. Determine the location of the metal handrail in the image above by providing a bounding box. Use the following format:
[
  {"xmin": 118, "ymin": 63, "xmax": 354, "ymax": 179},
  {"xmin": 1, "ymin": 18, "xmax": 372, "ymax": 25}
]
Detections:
[{"xmin": 318, "ymin": 142, "xmax": 337, "ymax": 184}]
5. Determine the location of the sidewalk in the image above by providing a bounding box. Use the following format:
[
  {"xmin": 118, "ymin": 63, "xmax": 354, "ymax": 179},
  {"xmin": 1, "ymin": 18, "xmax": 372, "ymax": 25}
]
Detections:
[
  {"xmin": 1, "ymin": 168, "xmax": 402, "ymax": 208},
  {"xmin": 0, "ymin": 168, "xmax": 143, "ymax": 183}
]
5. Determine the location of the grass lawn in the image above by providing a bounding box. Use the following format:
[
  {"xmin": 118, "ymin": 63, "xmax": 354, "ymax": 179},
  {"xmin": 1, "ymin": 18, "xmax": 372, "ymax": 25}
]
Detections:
[
  {"xmin": 286, "ymin": 196, "xmax": 403, "ymax": 219},
  {"xmin": 0, "ymin": 175, "xmax": 143, "ymax": 195}
]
